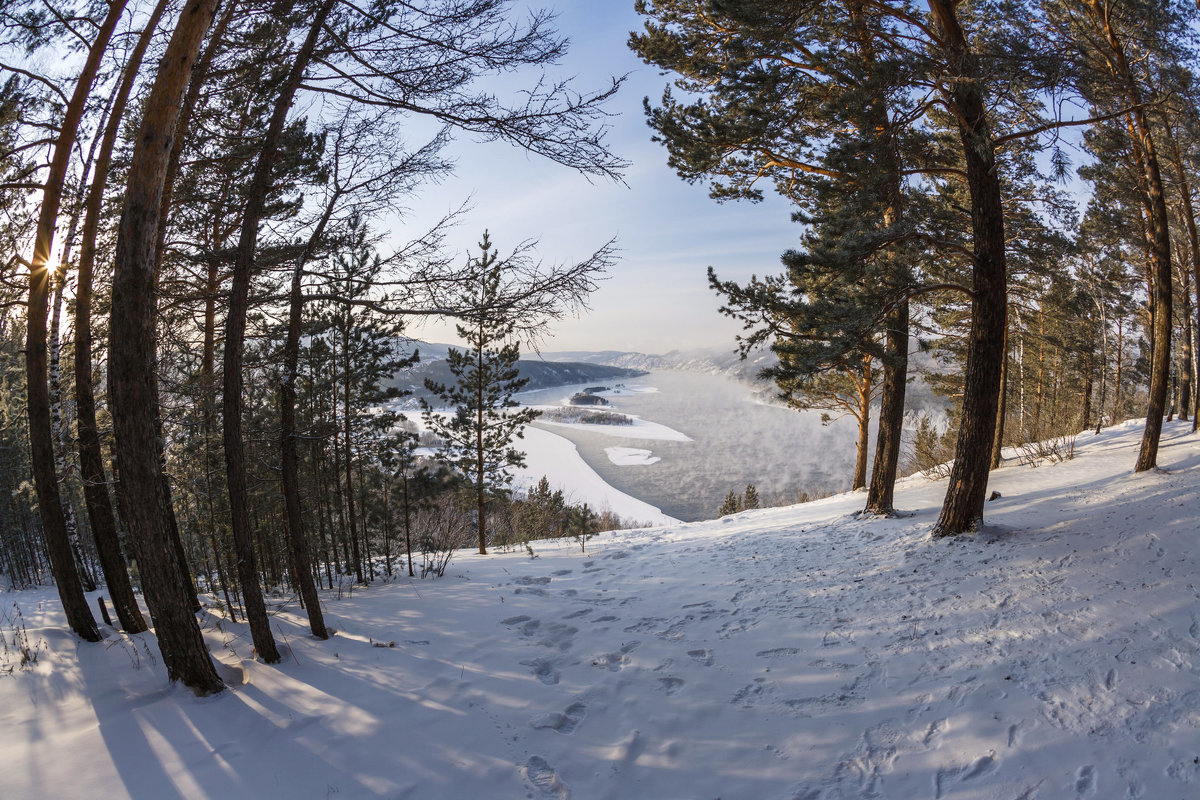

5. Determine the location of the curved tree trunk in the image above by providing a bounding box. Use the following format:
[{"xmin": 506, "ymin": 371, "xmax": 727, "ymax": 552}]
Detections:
[
  {"xmin": 223, "ymin": 0, "xmax": 335, "ymax": 662},
  {"xmin": 49, "ymin": 243, "xmax": 96, "ymax": 593},
  {"xmin": 1077, "ymin": 0, "xmax": 1174, "ymax": 470},
  {"xmin": 148, "ymin": 0, "xmax": 238, "ymax": 617},
  {"xmin": 25, "ymin": 0, "xmax": 131, "ymax": 643},
  {"xmin": 109, "ymin": 0, "xmax": 223, "ymax": 694},
  {"xmin": 73, "ymin": 0, "xmax": 170, "ymax": 635},
  {"xmin": 929, "ymin": 0, "xmax": 1008, "ymax": 537}
]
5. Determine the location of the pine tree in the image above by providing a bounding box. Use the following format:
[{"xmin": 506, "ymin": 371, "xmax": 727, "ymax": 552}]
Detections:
[
  {"xmin": 743, "ymin": 484, "xmax": 760, "ymax": 510},
  {"xmin": 108, "ymin": 0, "xmax": 225, "ymax": 695},
  {"xmin": 632, "ymin": 0, "xmax": 923, "ymax": 515},
  {"xmin": 423, "ymin": 233, "xmax": 541, "ymax": 555},
  {"xmin": 718, "ymin": 490, "xmax": 743, "ymax": 517}
]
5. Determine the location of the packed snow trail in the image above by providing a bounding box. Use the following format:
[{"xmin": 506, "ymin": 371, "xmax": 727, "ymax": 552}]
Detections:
[{"xmin": 2, "ymin": 420, "xmax": 1199, "ymax": 799}]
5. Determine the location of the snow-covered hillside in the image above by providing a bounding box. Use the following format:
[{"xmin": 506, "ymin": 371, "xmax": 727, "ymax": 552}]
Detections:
[{"xmin": 3, "ymin": 420, "xmax": 1199, "ymax": 799}]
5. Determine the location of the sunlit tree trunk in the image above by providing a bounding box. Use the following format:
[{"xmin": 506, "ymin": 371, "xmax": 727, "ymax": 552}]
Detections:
[
  {"xmin": 108, "ymin": 0, "xmax": 223, "ymax": 693},
  {"xmin": 26, "ymin": 0, "xmax": 131, "ymax": 642},
  {"xmin": 73, "ymin": 0, "xmax": 170, "ymax": 635},
  {"xmin": 930, "ymin": 0, "xmax": 1008, "ymax": 537},
  {"xmin": 852, "ymin": 357, "xmax": 871, "ymax": 490}
]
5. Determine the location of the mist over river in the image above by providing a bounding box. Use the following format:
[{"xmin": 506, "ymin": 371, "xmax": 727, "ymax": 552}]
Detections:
[{"xmin": 519, "ymin": 370, "xmax": 865, "ymax": 522}]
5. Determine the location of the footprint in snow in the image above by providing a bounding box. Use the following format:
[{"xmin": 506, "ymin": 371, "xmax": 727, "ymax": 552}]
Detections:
[
  {"xmin": 1006, "ymin": 720, "xmax": 1025, "ymax": 747},
  {"xmin": 523, "ymin": 756, "xmax": 568, "ymax": 799},
  {"xmin": 934, "ymin": 752, "xmax": 997, "ymax": 798},
  {"xmin": 592, "ymin": 641, "xmax": 639, "ymax": 671},
  {"xmin": 536, "ymin": 623, "xmax": 578, "ymax": 651},
  {"xmin": 514, "ymin": 576, "xmax": 552, "ymax": 585},
  {"xmin": 756, "ymin": 647, "xmax": 802, "ymax": 658},
  {"xmin": 731, "ymin": 677, "xmax": 773, "ymax": 707},
  {"xmin": 1075, "ymin": 764, "xmax": 1096, "ymax": 796},
  {"xmin": 658, "ymin": 676, "xmax": 685, "ymax": 695},
  {"xmin": 521, "ymin": 657, "xmax": 561, "ymax": 685},
  {"xmin": 924, "ymin": 718, "xmax": 948, "ymax": 747},
  {"xmin": 552, "ymin": 569, "xmax": 572, "ymax": 576},
  {"xmin": 531, "ymin": 702, "xmax": 587, "ymax": 734},
  {"xmin": 960, "ymin": 752, "xmax": 997, "ymax": 781},
  {"xmin": 687, "ymin": 648, "xmax": 714, "ymax": 666},
  {"xmin": 502, "ymin": 615, "xmax": 532, "ymax": 626}
]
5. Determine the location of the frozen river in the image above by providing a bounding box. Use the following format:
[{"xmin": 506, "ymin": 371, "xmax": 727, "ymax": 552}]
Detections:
[{"xmin": 519, "ymin": 370, "xmax": 864, "ymax": 521}]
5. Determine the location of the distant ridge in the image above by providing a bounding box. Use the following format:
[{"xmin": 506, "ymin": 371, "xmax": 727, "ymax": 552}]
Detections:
[
  {"xmin": 542, "ymin": 343, "xmax": 950, "ymax": 419},
  {"xmin": 389, "ymin": 340, "xmax": 646, "ymax": 403},
  {"xmin": 541, "ymin": 345, "xmax": 776, "ymax": 383}
]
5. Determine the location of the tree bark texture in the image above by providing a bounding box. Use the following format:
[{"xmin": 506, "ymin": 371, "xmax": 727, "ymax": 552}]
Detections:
[
  {"xmin": 1165, "ymin": 125, "xmax": 1200, "ymax": 430},
  {"xmin": 73, "ymin": 0, "xmax": 171, "ymax": 634},
  {"xmin": 109, "ymin": 0, "xmax": 223, "ymax": 693},
  {"xmin": 929, "ymin": 0, "xmax": 1007, "ymax": 537}
]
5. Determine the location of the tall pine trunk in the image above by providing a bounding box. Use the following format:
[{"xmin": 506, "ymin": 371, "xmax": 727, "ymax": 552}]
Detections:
[
  {"xmin": 866, "ymin": 298, "xmax": 909, "ymax": 514},
  {"xmin": 25, "ymin": 0, "xmax": 132, "ymax": 643},
  {"xmin": 341, "ymin": 331, "xmax": 363, "ymax": 582},
  {"xmin": 223, "ymin": 0, "xmax": 335, "ymax": 661},
  {"xmin": 929, "ymin": 1, "xmax": 1008, "ymax": 537},
  {"xmin": 1164, "ymin": 125, "xmax": 1200, "ymax": 430},
  {"xmin": 852, "ymin": 358, "xmax": 871, "ymax": 490},
  {"xmin": 853, "ymin": 2, "xmax": 909, "ymax": 517},
  {"xmin": 476, "ymin": 324, "xmax": 488, "ymax": 555},
  {"xmin": 279, "ymin": 198, "xmax": 338, "ymax": 639},
  {"xmin": 1078, "ymin": 0, "xmax": 1174, "ymax": 470},
  {"xmin": 109, "ymin": 0, "xmax": 223, "ymax": 693},
  {"xmin": 73, "ymin": 0, "xmax": 170, "ymax": 635},
  {"xmin": 991, "ymin": 322, "xmax": 1009, "ymax": 470}
]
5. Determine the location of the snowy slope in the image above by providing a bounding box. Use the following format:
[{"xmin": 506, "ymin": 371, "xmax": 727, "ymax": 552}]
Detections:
[{"xmin": 3, "ymin": 420, "xmax": 1200, "ymax": 799}]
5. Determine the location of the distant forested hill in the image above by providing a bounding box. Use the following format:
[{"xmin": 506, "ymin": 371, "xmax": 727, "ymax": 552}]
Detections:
[
  {"xmin": 390, "ymin": 341, "xmax": 646, "ymax": 405},
  {"xmin": 542, "ymin": 346, "xmax": 773, "ymax": 382}
]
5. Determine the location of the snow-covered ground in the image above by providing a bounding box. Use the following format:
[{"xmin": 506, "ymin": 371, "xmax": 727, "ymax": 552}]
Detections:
[{"xmin": 3, "ymin": 420, "xmax": 1200, "ymax": 799}]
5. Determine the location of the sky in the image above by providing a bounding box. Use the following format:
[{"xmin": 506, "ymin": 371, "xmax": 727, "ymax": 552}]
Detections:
[{"xmin": 397, "ymin": 3, "xmax": 801, "ymax": 355}]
